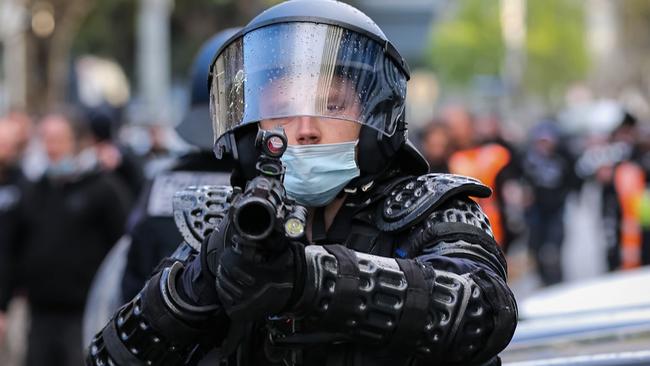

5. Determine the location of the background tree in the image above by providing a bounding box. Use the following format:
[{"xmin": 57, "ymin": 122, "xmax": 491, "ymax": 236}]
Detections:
[
  {"xmin": 427, "ymin": 0, "xmax": 588, "ymax": 107},
  {"xmin": 427, "ymin": 0, "xmax": 504, "ymax": 88},
  {"xmin": 602, "ymin": 0, "xmax": 650, "ymax": 105},
  {"xmin": 525, "ymin": 0, "xmax": 587, "ymax": 104},
  {"xmin": 23, "ymin": 0, "xmax": 282, "ymax": 113},
  {"xmin": 25, "ymin": 0, "xmax": 97, "ymax": 112}
]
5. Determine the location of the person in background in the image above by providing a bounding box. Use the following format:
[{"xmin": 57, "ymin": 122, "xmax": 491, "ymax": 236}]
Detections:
[
  {"xmin": 605, "ymin": 113, "xmax": 645, "ymax": 270},
  {"xmin": 82, "ymin": 31, "xmax": 239, "ymax": 358},
  {"xmin": 5, "ymin": 110, "xmax": 47, "ymax": 182},
  {"xmin": 0, "ymin": 119, "xmax": 27, "ymax": 344},
  {"xmin": 522, "ymin": 120, "xmax": 575, "ymax": 286},
  {"xmin": 0, "ymin": 108, "xmax": 131, "ymax": 366},
  {"xmin": 5, "ymin": 110, "xmax": 32, "ymax": 159},
  {"xmin": 444, "ymin": 105, "xmax": 519, "ymax": 252},
  {"xmin": 136, "ymin": 124, "xmax": 184, "ymax": 179},
  {"xmin": 635, "ymin": 126, "xmax": 650, "ymax": 265},
  {"xmin": 121, "ymin": 28, "xmax": 238, "ymax": 302},
  {"xmin": 475, "ymin": 113, "xmax": 519, "ymax": 158},
  {"xmin": 575, "ymin": 110, "xmax": 649, "ymax": 270},
  {"xmin": 86, "ymin": 107, "xmax": 145, "ymax": 201},
  {"xmin": 475, "ymin": 112, "xmax": 530, "ymax": 257},
  {"xmin": 419, "ymin": 119, "xmax": 451, "ymax": 173}
]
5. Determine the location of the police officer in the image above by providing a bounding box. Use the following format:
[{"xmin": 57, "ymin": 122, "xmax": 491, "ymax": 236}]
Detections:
[
  {"xmin": 87, "ymin": 1, "xmax": 517, "ymax": 365},
  {"xmin": 121, "ymin": 28, "xmax": 239, "ymax": 301},
  {"xmin": 0, "ymin": 119, "xmax": 26, "ymax": 342},
  {"xmin": 82, "ymin": 30, "xmax": 239, "ymax": 351},
  {"xmin": 12, "ymin": 109, "xmax": 130, "ymax": 366}
]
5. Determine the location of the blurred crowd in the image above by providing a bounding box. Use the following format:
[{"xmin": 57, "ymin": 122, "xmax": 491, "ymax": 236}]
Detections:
[
  {"xmin": 417, "ymin": 104, "xmax": 650, "ymax": 286},
  {"xmin": 0, "ymin": 106, "xmax": 193, "ymax": 365},
  {"xmin": 1, "ymin": 99, "xmax": 650, "ymax": 364}
]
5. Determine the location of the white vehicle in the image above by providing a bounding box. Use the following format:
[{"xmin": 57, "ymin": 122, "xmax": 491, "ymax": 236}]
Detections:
[{"xmin": 502, "ymin": 267, "xmax": 650, "ymax": 365}]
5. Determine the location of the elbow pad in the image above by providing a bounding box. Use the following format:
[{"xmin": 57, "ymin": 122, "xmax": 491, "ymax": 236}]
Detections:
[
  {"xmin": 294, "ymin": 245, "xmax": 517, "ymax": 364},
  {"xmin": 417, "ymin": 267, "xmax": 516, "ymax": 364},
  {"xmin": 87, "ymin": 262, "xmax": 222, "ymax": 366}
]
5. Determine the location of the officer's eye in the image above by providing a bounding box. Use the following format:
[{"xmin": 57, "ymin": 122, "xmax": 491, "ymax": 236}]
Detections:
[{"xmin": 326, "ymin": 101, "xmax": 346, "ymax": 113}]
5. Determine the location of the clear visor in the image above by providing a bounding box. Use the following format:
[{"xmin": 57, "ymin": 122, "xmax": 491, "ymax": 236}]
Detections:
[{"xmin": 209, "ymin": 22, "xmax": 407, "ymax": 145}]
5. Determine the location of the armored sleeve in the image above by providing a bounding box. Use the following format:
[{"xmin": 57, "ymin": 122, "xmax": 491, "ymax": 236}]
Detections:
[
  {"xmin": 87, "ymin": 185, "xmax": 233, "ymax": 366},
  {"xmin": 86, "ymin": 244, "xmax": 225, "ymax": 366},
  {"xmin": 293, "ymin": 174, "xmax": 517, "ymax": 365}
]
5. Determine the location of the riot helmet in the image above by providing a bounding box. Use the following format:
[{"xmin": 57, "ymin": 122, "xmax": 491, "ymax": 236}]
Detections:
[
  {"xmin": 177, "ymin": 28, "xmax": 241, "ymax": 150},
  {"xmin": 208, "ymin": 0, "xmax": 428, "ymax": 185}
]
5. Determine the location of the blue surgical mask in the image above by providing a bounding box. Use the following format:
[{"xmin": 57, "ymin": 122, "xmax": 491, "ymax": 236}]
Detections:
[
  {"xmin": 281, "ymin": 140, "xmax": 360, "ymax": 207},
  {"xmin": 47, "ymin": 156, "xmax": 77, "ymax": 178}
]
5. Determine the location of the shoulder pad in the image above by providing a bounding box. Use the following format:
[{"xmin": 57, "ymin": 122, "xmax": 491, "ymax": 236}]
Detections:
[
  {"xmin": 376, "ymin": 173, "xmax": 491, "ymax": 232},
  {"xmin": 147, "ymin": 171, "xmax": 231, "ymax": 217},
  {"xmin": 173, "ymin": 185, "xmax": 233, "ymax": 251}
]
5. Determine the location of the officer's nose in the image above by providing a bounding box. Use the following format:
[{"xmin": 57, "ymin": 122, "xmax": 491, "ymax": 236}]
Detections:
[{"xmin": 294, "ymin": 116, "xmax": 321, "ymax": 145}]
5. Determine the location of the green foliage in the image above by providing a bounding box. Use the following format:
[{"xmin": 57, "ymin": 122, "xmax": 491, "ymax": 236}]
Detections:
[
  {"xmin": 428, "ymin": 0, "xmax": 504, "ymax": 86},
  {"xmin": 427, "ymin": 0, "xmax": 588, "ymax": 99},
  {"xmin": 525, "ymin": 0, "xmax": 588, "ymax": 100},
  {"xmin": 73, "ymin": 0, "xmax": 136, "ymax": 76},
  {"xmin": 71, "ymin": 0, "xmax": 367, "ymax": 89},
  {"xmin": 73, "ymin": 0, "xmax": 272, "ymax": 82}
]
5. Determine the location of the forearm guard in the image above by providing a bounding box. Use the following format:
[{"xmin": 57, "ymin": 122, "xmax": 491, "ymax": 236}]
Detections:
[
  {"xmin": 295, "ymin": 244, "xmax": 516, "ymax": 365},
  {"xmin": 294, "ymin": 245, "xmax": 415, "ymax": 344},
  {"xmin": 87, "ymin": 261, "xmax": 221, "ymax": 366}
]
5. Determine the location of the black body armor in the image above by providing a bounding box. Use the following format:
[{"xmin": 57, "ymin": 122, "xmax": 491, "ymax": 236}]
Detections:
[{"xmin": 87, "ymin": 173, "xmax": 517, "ymax": 366}]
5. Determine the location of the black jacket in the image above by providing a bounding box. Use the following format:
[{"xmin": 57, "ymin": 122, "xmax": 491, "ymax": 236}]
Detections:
[
  {"xmin": 0, "ymin": 166, "xmax": 27, "ymax": 311},
  {"xmin": 522, "ymin": 148, "xmax": 575, "ymax": 213},
  {"xmin": 9, "ymin": 170, "xmax": 130, "ymax": 313},
  {"xmin": 121, "ymin": 151, "xmax": 232, "ymax": 301}
]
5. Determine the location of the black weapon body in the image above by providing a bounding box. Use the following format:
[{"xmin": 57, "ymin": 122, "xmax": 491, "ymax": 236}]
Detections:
[{"xmin": 230, "ymin": 127, "xmax": 307, "ymax": 252}]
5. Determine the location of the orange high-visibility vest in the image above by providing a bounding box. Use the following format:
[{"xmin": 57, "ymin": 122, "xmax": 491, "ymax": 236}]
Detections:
[
  {"xmin": 614, "ymin": 161, "xmax": 646, "ymax": 269},
  {"xmin": 448, "ymin": 144, "xmax": 511, "ymax": 247}
]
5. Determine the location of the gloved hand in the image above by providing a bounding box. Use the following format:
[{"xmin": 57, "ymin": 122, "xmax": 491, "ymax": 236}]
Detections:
[
  {"xmin": 214, "ymin": 226, "xmax": 305, "ymax": 322},
  {"xmin": 175, "ymin": 231, "xmax": 227, "ymax": 307}
]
